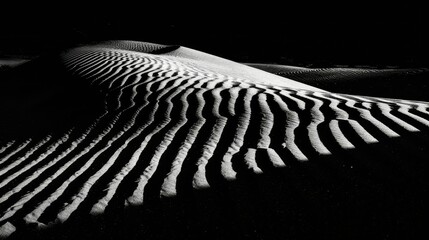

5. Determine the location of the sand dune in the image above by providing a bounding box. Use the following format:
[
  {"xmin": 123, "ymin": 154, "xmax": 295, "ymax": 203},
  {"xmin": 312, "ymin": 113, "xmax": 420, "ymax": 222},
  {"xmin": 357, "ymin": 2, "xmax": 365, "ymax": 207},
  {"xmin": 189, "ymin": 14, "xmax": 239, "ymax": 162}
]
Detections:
[
  {"xmin": 247, "ymin": 63, "xmax": 429, "ymax": 101},
  {"xmin": 1, "ymin": 41, "xmax": 429, "ymax": 239}
]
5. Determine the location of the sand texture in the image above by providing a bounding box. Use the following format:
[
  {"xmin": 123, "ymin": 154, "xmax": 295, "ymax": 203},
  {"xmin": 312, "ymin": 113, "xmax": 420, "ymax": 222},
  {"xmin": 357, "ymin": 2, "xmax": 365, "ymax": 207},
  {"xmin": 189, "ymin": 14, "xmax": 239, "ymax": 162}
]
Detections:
[{"xmin": 1, "ymin": 41, "xmax": 429, "ymax": 239}]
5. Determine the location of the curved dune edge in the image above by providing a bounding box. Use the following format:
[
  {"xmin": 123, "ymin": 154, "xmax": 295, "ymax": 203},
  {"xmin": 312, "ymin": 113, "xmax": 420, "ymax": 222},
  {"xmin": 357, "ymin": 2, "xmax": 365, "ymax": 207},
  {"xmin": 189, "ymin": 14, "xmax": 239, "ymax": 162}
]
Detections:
[
  {"xmin": 247, "ymin": 63, "xmax": 429, "ymax": 102},
  {"xmin": 1, "ymin": 41, "xmax": 429, "ymax": 239},
  {"xmin": 91, "ymin": 40, "xmax": 324, "ymax": 92}
]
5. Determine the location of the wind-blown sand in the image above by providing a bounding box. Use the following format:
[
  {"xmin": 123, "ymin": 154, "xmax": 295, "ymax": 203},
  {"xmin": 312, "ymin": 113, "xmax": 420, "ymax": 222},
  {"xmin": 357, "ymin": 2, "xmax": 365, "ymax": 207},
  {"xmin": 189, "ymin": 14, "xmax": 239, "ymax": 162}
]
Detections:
[{"xmin": 1, "ymin": 41, "xmax": 429, "ymax": 239}]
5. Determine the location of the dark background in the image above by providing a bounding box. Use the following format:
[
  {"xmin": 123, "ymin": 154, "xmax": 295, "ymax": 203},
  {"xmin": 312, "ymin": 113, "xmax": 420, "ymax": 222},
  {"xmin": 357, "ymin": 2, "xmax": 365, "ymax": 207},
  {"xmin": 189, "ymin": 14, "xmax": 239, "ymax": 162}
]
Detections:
[{"xmin": 1, "ymin": 5, "xmax": 427, "ymax": 67}]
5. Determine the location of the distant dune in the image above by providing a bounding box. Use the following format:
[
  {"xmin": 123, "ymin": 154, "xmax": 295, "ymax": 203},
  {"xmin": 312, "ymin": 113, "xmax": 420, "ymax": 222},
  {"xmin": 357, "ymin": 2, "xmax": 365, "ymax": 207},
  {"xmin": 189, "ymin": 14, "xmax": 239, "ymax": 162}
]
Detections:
[
  {"xmin": 247, "ymin": 63, "xmax": 429, "ymax": 102},
  {"xmin": 1, "ymin": 41, "xmax": 429, "ymax": 240},
  {"xmin": 0, "ymin": 59, "xmax": 31, "ymax": 68}
]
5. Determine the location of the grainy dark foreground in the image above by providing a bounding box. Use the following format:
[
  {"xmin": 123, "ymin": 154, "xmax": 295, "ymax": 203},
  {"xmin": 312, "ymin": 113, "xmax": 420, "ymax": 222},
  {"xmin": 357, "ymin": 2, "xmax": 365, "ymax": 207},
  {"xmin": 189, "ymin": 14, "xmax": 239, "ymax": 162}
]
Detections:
[{"xmin": 1, "ymin": 41, "xmax": 429, "ymax": 240}]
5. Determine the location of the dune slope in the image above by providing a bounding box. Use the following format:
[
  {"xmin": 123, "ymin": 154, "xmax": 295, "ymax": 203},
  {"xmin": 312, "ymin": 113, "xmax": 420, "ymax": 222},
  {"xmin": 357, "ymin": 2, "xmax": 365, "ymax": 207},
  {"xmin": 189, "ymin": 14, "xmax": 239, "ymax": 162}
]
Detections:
[
  {"xmin": 247, "ymin": 63, "xmax": 429, "ymax": 101},
  {"xmin": 1, "ymin": 41, "xmax": 429, "ymax": 240}
]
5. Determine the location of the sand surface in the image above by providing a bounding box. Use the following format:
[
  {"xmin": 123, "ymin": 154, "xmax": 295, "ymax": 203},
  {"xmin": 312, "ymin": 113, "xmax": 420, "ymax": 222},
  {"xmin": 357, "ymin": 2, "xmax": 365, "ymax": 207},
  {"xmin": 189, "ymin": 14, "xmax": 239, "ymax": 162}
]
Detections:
[
  {"xmin": 1, "ymin": 41, "xmax": 429, "ymax": 240},
  {"xmin": 247, "ymin": 63, "xmax": 429, "ymax": 101}
]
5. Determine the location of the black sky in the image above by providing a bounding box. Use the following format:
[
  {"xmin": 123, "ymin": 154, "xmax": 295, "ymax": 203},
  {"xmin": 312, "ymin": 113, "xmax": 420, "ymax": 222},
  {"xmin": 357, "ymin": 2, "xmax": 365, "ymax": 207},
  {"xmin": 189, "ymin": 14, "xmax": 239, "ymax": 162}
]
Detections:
[{"xmin": 1, "ymin": 5, "xmax": 427, "ymax": 67}]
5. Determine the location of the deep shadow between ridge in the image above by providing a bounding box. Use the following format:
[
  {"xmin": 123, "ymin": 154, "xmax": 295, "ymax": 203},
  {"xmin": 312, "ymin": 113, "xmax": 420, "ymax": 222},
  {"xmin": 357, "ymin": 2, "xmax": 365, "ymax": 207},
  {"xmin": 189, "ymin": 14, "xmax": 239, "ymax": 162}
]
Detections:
[{"xmin": 6, "ymin": 126, "xmax": 429, "ymax": 240}]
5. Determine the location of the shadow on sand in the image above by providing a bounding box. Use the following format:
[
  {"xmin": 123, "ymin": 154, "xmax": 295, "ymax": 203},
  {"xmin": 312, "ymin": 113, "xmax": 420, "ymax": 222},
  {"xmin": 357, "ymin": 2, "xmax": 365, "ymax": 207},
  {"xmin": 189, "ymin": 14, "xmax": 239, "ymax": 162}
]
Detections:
[
  {"xmin": 0, "ymin": 54, "xmax": 104, "ymax": 142},
  {"xmin": 6, "ymin": 130, "xmax": 429, "ymax": 240}
]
